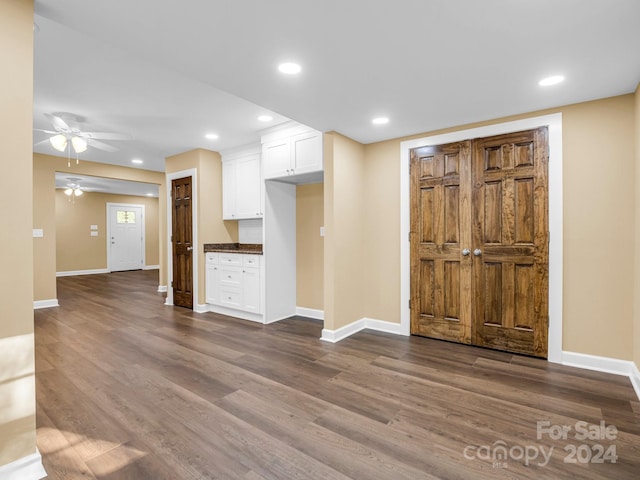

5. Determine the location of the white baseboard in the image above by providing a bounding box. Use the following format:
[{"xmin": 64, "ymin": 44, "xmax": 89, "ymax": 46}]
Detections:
[
  {"xmin": 321, "ymin": 317, "xmax": 407, "ymax": 343},
  {"xmin": 364, "ymin": 317, "xmax": 409, "ymax": 336},
  {"xmin": 56, "ymin": 268, "xmax": 109, "ymax": 277},
  {"xmin": 562, "ymin": 351, "xmax": 640, "ymax": 400},
  {"xmin": 0, "ymin": 449, "xmax": 47, "ymax": 480},
  {"xmin": 295, "ymin": 307, "xmax": 324, "ymax": 320},
  {"xmin": 206, "ymin": 304, "xmax": 265, "ymax": 324},
  {"xmin": 157, "ymin": 285, "xmax": 168, "ymax": 293},
  {"xmin": 143, "ymin": 265, "xmax": 159, "ymax": 270},
  {"xmin": 631, "ymin": 363, "xmax": 640, "ymax": 400},
  {"xmin": 194, "ymin": 303, "xmax": 209, "ymax": 314},
  {"xmin": 321, "ymin": 319, "xmax": 367, "ymax": 343},
  {"xmin": 33, "ymin": 299, "xmax": 59, "ymax": 309}
]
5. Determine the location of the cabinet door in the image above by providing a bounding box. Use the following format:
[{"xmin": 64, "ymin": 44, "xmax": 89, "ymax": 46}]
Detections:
[
  {"xmin": 242, "ymin": 267, "xmax": 261, "ymax": 314},
  {"xmin": 263, "ymin": 138, "xmax": 291, "ymax": 179},
  {"xmin": 219, "ymin": 265, "xmax": 242, "ymax": 287},
  {"xmin": 235, "ymin": 154, "xmax": 262, "ymax": 218},
  {"xmin": 291, "ymin": 131, "xmax": 322, "ymax": 175},
  {"xmin": 220, "ymin": 286, "xmax": 242, "ymax": 309},
  {"xmin": 206, "ymin": 263, "xmax": 220, "ymax": 304},
  {"xmin": 222, "ymin": 160, "xmax": 236, "ymax": 220}
]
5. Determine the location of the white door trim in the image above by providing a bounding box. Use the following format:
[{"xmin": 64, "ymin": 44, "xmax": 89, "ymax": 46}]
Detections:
[
  {"xmin": 400, "ymin": 113, "xmax": 563, "ymax": 363},
  {"xmin": 165, "ymin": 169, "xmax": 198, "ymax": 308},
  {"xmin": 106, "ymin": 202, "xmax": 145, "ymax": 272}
]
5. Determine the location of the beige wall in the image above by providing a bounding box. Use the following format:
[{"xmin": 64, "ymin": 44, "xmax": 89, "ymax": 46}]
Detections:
[
  {"xmin": 33, "ymin": 154, "xmax": 165, "ymax": 301},
  {"xmin": 296, "ymin": 183, "xmax": 324, "ymax": 310},
  {"xmin": 363, "ymin": 140, "xmax": 402, "ymax": 323},
  {"xmin": 56, "ymin": 191, "xmax": 159, "ymax": 272},
  {"xmin": 166, "ymin": 149, "xmax": 237, "ymax": 306},
  {"xmin": 0, "ymin": 0, "xmax": 36, "ymax": 467},
  {"xmin": 359, "ymin": 94, "xmax": 637, "ymax": 361},
  {"xmin": 561, "ymin": 96, "xmax": 635, "ymax": 359},
  {"xmin": 324, "ymin": 133, "xmax": 366, "ymax": 330}
]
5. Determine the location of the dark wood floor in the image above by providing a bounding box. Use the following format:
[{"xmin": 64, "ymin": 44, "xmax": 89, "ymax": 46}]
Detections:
[{"xmin": 35, "ymin": 270, "xmax": 640, "ymax": 479}]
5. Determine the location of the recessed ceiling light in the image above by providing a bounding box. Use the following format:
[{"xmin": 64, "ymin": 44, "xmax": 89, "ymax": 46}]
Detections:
[
  {"xmin": 539, "ymin": 75, "xmax": 565, "ymax": 86},
  {"xmin": 278, "ymin": 62, "xmax": 302, "ymax": 75},
  {"xmin": 372, "ymin": 117, "xmax": 390, "ymax": 125},
  {"xmin": 205, "ymin": 133, "xmax": 219, "ymax": 140},
  {"xmin": 146, "ymin": 193, "xmax": 154, "ymax": 197},
  {"xmin": 258, "ymin": 115, "xmax": 273, "ymax": 122},
  {"xmin": 131, "ymin": 159, "xmax": 143, "ymax": 164}
]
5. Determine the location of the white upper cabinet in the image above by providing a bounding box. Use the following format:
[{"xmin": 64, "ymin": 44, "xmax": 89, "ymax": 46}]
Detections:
[
  {"xmin": 235, "ymin": 154, "xmax": 262, "ymax": 218},
  {"xmin": 262, "ymin": 138, "xmax": 291, "ymax": 179},
  {"xmin": 262, "ymin": 124, "xmax": 323, "ymax": 180},
  {"xmin": 221, "ymin": 145, "xmax": 263, "ymax": 220},
  {"xmin": 222, "ymin": 159, "xmax": 236, "ymax": 219},
  {"xmin": 291, "ymin": 130, "xmax": 323, "ymax": 174}
]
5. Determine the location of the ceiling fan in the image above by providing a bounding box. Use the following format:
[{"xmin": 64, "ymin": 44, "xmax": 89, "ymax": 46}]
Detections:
[{"xmin": 35, "ymin": 112, "xmax": 132, "ymax": 166}]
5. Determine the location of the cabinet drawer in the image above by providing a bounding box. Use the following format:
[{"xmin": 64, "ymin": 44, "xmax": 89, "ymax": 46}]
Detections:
[
  {"xmin": 242, "ymin": 254, "xmax": 261, "ymax": 267},
  {"xmin": 219, "ymin": 286, "xmax": 242, "ymax": 309},
  {"xmin": 219, "ymin": 265, "xmax": 242, "ymax": 286},
  {"xmin": 219, "ymin": 253, "xmax": 242, "ymax": 266},
  {"xmin": 205, "ymin": 252, "xmax": 219, "ymax": 264}
]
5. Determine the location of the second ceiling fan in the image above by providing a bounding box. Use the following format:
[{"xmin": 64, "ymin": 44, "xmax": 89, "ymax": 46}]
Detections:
[{"xmin": 36, "ymin": 112, "xmax": 132, "ymax": 166}]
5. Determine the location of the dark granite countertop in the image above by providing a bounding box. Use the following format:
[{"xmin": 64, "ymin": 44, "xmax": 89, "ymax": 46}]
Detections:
[{"xmin": 203, "ymin": 243, "xmax": 263, "ymax": 255}]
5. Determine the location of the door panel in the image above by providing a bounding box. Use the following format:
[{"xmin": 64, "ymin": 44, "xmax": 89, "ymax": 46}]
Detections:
[
  {"xmin": 109, "ymin": 205, "xmax": 144, "ymax": 272},
  {"xmin": 472, "ymin": 128, "xmax": 548, "ymax": 357},
  {"xmin": 410, "ymin": 128, "xmax": 548, "ymax": 358},
  {"xmin": 172, "ymin": 177, "xmax": 193, "ymax": 309},
  {"xmin": 410, "ymin": 140, "xmax": 472, "ymax": 344}
]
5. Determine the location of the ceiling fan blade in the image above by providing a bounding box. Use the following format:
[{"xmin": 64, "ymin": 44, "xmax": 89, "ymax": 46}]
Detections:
[
  {"xmin": 82, "ymin": 132, "xmax": 133, "ymax": 141},
  {"xmin": 34, "ymin": 128, "xmax": 58, "ymax": 134},
  {"xmin": 45, "ymin": 113, "xmax": 71, "ymax": 132},
  {"xmin": 33, "ymin": 139, "xmax": 51, "ymax": 147},
  {"xmin": 89, "ymin": 139, "xmax": 118, "ymax": 152}
]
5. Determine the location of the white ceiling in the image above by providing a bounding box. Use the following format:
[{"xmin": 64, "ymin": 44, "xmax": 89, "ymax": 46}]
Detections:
[{"xmin": 34, "ymin": 0, "xmax": 640, "ymax": 174}]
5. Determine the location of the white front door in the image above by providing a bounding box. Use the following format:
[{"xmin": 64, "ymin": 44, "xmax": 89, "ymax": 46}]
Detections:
[{"xmin": 108, "ymin": 203, "xmax": 144, "ymax": 272}]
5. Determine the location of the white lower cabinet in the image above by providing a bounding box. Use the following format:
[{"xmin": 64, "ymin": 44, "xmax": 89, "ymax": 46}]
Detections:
[
  {"xmin": 205, "ymin": 254, "xmax": 219, "ymax": 304},
  {"xmin": 242, "ymin": 266, "xmax": 261, "ymax": 314},
  {"xmin": 206, "ymin": 252, "xmax": 262, "ymax": 316}
]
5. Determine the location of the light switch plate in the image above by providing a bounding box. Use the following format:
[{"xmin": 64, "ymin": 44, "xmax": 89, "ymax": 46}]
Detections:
[
  {"xmin": 320, "ymin": 226, "xmax": 325, "ymax": 237},
  {"xmin": 33, "ymin": 228, "xmax": 44, "ymax": 238},
  {"xmin": 90, "ymin": 231, "xmax": 98, "ymax": 237},
  {"xmin": 90, "ymin": 224, "xmax": 98, "ymax": 230}
]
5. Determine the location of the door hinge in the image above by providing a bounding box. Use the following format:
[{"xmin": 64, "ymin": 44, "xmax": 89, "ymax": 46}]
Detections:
[{"xmin": 408, "ymin": 299, "xmax": 411, "ymax": 309}]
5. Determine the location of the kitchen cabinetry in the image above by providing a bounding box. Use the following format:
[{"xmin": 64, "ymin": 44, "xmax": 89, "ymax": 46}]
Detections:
[
  {"xmin": 205, "ymin": 253, "xmax": 219, "ymax": 304},
  {"xmin": 222, "ymin": 146, "xmax": 263, "ymax": 220},
  {"xmin": 205, "ymin": 252, "xmax": 263, "ymax": 315},
  {"xmin": 262, "ymin": 127, "xmax": 323, "ymax": 180}
]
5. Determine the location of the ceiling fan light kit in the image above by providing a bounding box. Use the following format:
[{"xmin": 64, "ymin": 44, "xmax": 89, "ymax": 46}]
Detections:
[
  {"xmin": 64, "ymin": 187, "xmax": 83, "ymax": 197},
  {"xmin": 49, "ymin": 133, "xmax": 88, "ymax": 154},
  {"xmin": 49, "ymin": 133, "xmax": 67, "ymax": 152},
  {"xmin": 71, "ymin": 136, "xmax": 87, "ymax": 153}
]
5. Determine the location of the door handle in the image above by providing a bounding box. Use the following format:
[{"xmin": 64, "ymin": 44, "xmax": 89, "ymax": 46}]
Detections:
[
  {"xmin": 186, "ymin": 246, "xmax": 193, "ymax": 251},
  {"xmin": 473, "ymin": 248, "xmax": 482, "ymax": 256},
  {"xmin": 462, "ymin": 249, "xmax": 470, "ymax": 256}
]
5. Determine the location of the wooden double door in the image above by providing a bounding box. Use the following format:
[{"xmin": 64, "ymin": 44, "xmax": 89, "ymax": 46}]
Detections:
[{"xmin": 410, "ymin": 128, "xmax": 549, "ymax": 357}]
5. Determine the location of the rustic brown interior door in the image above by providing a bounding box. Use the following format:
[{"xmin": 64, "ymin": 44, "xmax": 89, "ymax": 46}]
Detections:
[
  {"xmin": 171, "ymin": 176, "xmax": 193, "ymax": 309},
  {"xmin": 472, "ymin": 128, "xmax": 549, "ymax": 357},
  {"xmin": 410, "ymin": 140, "xmax": 472, "ymax": 344},
  {"xmin": 410, "ymin": 128, "xmax": 549, "ymax": 357}
]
